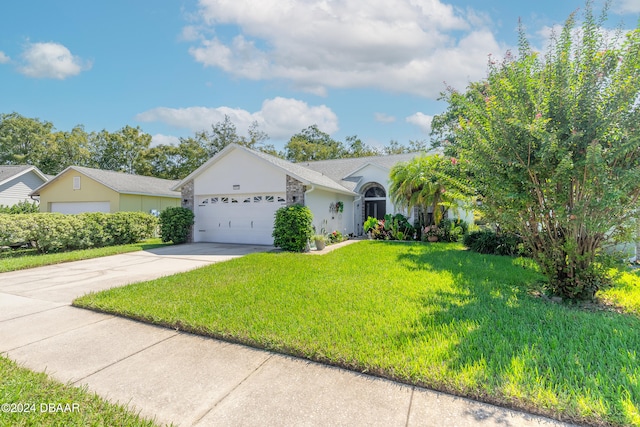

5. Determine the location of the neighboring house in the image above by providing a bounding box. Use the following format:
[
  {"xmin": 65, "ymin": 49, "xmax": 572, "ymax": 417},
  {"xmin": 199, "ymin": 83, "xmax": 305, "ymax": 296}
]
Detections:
[
  {"xmin": 0, "ymin": 165, "xmax": 49, "ymax": 206},
  {"xmin": 172, "ymin": 143, "xmax": 436, "ymax": 245},
  {"xmin": 30, "ymin": 166, "xmax": 181, "ymax": 214}
]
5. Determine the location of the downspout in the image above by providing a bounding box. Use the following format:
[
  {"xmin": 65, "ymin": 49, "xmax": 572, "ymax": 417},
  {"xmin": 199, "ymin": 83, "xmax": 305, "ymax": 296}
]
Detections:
[{"xmin": 304, "ymin": 184, "xmax": 316, "ymax": 204}]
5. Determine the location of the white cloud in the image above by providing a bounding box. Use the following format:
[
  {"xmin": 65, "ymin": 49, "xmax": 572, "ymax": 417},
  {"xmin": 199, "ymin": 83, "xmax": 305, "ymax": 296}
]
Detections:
[
  {"xmin": 0, "ymin": 51, "xmax": 9, "ymax": 64},
  {"xmin": 406, "ymin": 112, "xmax": 433, "ymax": 134},
  {"xmin": 186, "ymin": 0, "xmax": 505, "ymax": 97},
  {"xmin": 19, "ymin": 42, "xmax": 91, "ymax": 79},
  {"xmin": 150, "ymin": 134, "xmax": 181, "ymax": 147},
  {"xmin": 374, "ymin": 113, "xmax": 396, "ymax": 123},
  {"xmin": 136, "ymin": 97, "xmax": 339, "ymax": 140},
  {"xmin": 615, "ymin": 0, "xmax": 640, "ymax": 14}
]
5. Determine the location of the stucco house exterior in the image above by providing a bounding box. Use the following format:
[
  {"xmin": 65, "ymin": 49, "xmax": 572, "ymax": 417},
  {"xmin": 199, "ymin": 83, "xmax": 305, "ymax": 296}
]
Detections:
[
  {"xmin": 0, "ymin": 165, "xmax": 49, "ymax": 207},
  {"xmin": 30, "ymin": 166, "xmax": 181, "ymax": 214},
  {"xmin": 172, "ymin": 143, "xmax": 434, "ymax": 245}
]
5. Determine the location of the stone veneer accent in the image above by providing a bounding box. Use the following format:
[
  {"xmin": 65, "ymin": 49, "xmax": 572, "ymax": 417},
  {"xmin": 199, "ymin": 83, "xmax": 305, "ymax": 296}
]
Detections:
[
  {"xmin": 286, "ymin": 175, "xmax": 306, "ymax": 206},
  {"xmin": 180, "ymin": 180, "xmax": 195, "ymax": 243}
]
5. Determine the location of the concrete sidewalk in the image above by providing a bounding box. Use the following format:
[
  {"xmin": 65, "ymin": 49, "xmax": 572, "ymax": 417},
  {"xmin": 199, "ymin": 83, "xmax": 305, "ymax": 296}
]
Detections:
[{"xmin": 0, "ymin": 243, "xmax": 574, "ymax": 426}]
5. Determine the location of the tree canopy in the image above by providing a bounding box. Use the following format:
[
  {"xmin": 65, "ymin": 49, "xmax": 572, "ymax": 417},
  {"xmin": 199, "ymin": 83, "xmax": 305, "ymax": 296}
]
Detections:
[
  {"xmin": 432, "ymin": 2, "xmax": 640, "ymax": 300},
  {"xmin": 0, "ymin": 114, "xmax": 425, "ymax": 178}
]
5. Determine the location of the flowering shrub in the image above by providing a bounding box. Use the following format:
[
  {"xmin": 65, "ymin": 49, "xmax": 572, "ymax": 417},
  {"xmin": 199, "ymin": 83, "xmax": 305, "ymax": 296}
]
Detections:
[
  {"xmin": 328, "ymin": 230, "xmax": 345, "ymax": 244},
  {"xmin": 365, "ymin": 214, "xmax": 415, "ymax": 241}
]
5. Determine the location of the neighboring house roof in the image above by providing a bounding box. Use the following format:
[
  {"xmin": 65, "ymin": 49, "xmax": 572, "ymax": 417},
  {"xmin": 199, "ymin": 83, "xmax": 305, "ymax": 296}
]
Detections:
[
  {"xmin": 0, "ymin": 165, "xmax": 48, "ymax": 187},
  {"xmin": 30, "ymin": 166, "xmax": 180, "ymax": 198},
  {"xmin": 173, "ymin": 144, "xmax": 358, "ymax": 196}
]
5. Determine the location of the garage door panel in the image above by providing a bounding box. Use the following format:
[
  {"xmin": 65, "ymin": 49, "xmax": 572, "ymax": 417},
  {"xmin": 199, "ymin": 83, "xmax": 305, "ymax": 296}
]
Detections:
[{"xmin": 195, "ymin": 193, "xmax": 284, "ymax": 245}]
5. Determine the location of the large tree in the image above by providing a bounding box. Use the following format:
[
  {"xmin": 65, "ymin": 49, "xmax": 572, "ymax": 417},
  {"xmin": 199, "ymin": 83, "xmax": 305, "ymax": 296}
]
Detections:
[
  {"xmin": 197, "ymin": 115, "xmax": 274, "ymax": 157},
  {"xmin": 89, "ymin": 126, "xmax": 151, "ymax": 174},
  {"xmin": 0, "ymin": 112, "xmax": 53, "ymax": 167},
  {"xmin": 284, "ymin": 125, "xmax": 346, "ymax": 162},
  {"xmin": 432, "ymin": 2, "xmax": 640, "ymax": 300}
]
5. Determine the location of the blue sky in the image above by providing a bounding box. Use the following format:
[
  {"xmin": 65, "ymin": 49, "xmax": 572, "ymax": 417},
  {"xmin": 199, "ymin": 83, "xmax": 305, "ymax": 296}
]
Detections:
[{"xmin": 1, "ymin": 0, "xmax": 638, "ymax": 151}]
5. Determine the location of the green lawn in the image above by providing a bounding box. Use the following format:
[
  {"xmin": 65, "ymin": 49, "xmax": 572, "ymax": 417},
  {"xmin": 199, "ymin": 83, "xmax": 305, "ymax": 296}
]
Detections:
[
  {"xmin": 0, "ymin": 239, "xmax": 171, "ymax": 273},
  {"xmin": 0, "ymin": 356, "xmax": 159, "ymax": 427},
  {"xmin": 74, "ymin": 241, "xmax": 640, "ymax": 427}
]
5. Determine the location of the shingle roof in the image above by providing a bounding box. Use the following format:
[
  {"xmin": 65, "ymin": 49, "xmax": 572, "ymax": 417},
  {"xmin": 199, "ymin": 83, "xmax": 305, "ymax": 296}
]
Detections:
[
  {"xmin": 0, "ymin": 165, "xmax": 48, "ymax": 186},
  {"xmin": 248, "ymin": 148, "xmax": 357, "ymax": 195},
  {"xmin": 173, "ymin": 144, "xmax": 434, "ymax": 196},
  {"xmin": 31, "ymin": 166, "xmax": 180, "ymax": 198},
  {"xmin": 300, "ymin": 153, "xmax": 423, "ymax": 190}
]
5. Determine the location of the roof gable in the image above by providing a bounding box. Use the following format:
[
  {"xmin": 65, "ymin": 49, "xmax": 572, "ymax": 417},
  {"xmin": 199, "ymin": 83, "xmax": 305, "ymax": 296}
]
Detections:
[
  {"xmin": 174, "ymin": 144, "xmax": 357, "ymax": 196},
  {"xmin": 31, "ymin": 166, "xmax": 180, "ymax": 198},
  {"xmin": 0, "ymin": 165, "xmax": 48, "ymax": 187}
]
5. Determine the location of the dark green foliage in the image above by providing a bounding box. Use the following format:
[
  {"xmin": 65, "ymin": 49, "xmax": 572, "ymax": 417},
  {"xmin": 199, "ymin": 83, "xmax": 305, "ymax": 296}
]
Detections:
[
  {"xmin": 438, "ymin": 218, "xmax": 470, "ymax": 242},
  {"xmin": 463, "ymin": 230, "xmax": 525, "ymax": 256},
  {"xmin": 272, "ymin": 204, "xmax": 313, "ymax": 252},
  {"xmin": 0, "ymin": 200, "xmax": 39, "ymax": 214},
  {"xmin": 159, "ymin": 207, "xmax": 194, "ymax": 244},
  {"xmin": 366, "ymin": 214, "xmax": 415, "ymax": 240}
]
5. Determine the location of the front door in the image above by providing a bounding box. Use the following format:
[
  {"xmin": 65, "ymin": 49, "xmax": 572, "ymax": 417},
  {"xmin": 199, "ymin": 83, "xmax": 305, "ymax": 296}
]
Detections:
[{"xmin": 365, "ymin": 200, "xmax": 386, "ymax": 219}]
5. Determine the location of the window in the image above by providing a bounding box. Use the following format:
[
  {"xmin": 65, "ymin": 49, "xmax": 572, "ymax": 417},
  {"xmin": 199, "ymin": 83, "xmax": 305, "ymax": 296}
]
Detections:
[
  {"xmin": 265, "ymin": 195, "xmax": 274, "ymax": 202},
  {"xmin": 221, "ymin": 197, "xmax": 229, "ymax": 203},
  {"xmin": 365, "ymin": 187, "xmax": 386, "ymax": 198},
  {"xmin": 73, "ymin": 176, "xmax": 81, "ymax": 190},
  {"xmin": 277, "ymin": 196, "xmax": 285, "ymax": 203},
  {"xmin": 201, "ymin": 198, "xmax": 209, "ymax": 204},
  {"xmin": 254, "ymin": 196, "xmax": 263, "ymax": 203},
  {"xmin": 231, "ymin": 198, "xmax": 238, "ymax": 204},
  {"xmin": 211, "ymin": 197, "xmax": 218, "ymax": 203},
  {"xmin": 243, "ymin": 197, "xmax": 251, "ymax": 203}
]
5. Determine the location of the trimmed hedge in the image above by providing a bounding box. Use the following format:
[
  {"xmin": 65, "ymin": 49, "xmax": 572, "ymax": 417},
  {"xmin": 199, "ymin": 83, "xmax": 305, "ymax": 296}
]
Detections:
[
  {"xmin": 159, "ymin": 207, "xmax": 194, "ymax": 244},
  {"xmin": 272, "ymin": 204, "xmax": 313, "ymax": 252},
  {"xmin": 0, "ymin": 212, "xmax": 158, "ymax": 253}
]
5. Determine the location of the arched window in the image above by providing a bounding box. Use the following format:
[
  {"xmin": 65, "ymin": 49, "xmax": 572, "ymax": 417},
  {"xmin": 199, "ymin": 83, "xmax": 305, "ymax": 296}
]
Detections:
[{"xmin": 365, "ymin": 187, "xmax": 386, "ymax": 198}]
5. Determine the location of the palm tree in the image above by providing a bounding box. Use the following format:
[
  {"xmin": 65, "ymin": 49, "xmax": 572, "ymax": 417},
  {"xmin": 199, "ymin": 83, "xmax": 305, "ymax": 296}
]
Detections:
[{"xmin": 389, "ymin": 154, "xmax": 470, "ymax": 226}]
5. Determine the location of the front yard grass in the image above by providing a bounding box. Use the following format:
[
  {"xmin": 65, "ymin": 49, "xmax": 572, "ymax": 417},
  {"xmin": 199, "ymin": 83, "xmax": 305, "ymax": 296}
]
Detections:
[
  {"xmin": 0, "ymin": 355, "xmax": 159, "ymax": 426},
  {"xmin": 0, "ymin": 239, "xmax": 171, "ymax": 273},
  {"xmin": 74, "ymin": 241, "xmax": 640, "ymax": 427}
]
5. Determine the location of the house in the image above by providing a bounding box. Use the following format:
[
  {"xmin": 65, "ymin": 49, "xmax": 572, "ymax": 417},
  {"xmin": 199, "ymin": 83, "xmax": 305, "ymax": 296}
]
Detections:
[
  {"xmin": 172, "ymin": 143, "xmax": 428, "ymax": 245},
  {"xmin": 0, "ymin": 165, "xmax": 49, "ymax": 207},
  {"xmin": 30, "ymin": 166, "xmax": 181, "ymax": 214}
]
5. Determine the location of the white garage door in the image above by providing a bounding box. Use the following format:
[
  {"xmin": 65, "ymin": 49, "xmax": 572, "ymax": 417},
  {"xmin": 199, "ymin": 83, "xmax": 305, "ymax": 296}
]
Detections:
[
  {"xmin": 195, "ymin": 194, "xmax": 286, "ymax": 245},
  {"xmin": 51, "ymin": 201, "xmax": 110, "ymax": 214}
]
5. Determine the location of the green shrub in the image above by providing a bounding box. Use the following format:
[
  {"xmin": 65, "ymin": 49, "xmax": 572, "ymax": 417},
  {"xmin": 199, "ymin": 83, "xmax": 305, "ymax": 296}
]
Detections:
[
  {"xmin": 272, "ymin": 204, "xmax": 313, "ymax": 252},
  {"xmin": 104, "ymin": 212, "xmax": 158, "ymax": 245},
  {"xmin": 159, "ymin": 207, "xmax": 194, "ymax": 244},
  {"xmin": 76, "ymin": 212, "xmax": 109, "ymax": 248},
  {"xmin": 0, "ymin": 200, "xmax": 40, "ymax": 214},
  {"xmin": 1, "ymin": 212, "xmax": 158, "ymax": 253},
  {"xmin": 439, "ymin": 218, "xmax": 470, "ymax": 242},
  {"xmin": 0, "ymin": 214, "xmax": 30, "ymax": 247},
  {"xmin": 366, "ymin": 214, "xmax": 415, "ymax": 241},
  {"xmin": 463, "ymin": 229, "xmax": 525, "ymax": 256}
]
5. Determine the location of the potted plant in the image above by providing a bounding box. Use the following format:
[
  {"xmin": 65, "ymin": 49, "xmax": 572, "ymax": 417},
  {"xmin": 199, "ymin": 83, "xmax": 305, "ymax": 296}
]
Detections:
[
  {"xmin": 312, "ymin": 234, "xmax": 326, "ymax": 250},
  {"xmin": 422, "ymin": 225, "xmax": 444, "ymax": 242}
]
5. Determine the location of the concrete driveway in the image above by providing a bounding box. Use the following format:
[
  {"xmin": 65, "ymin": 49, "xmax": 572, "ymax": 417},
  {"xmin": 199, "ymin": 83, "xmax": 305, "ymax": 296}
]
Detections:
[{"xmin": 0, "ymin": 243, "xmax": 573, "ymax": 427}]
